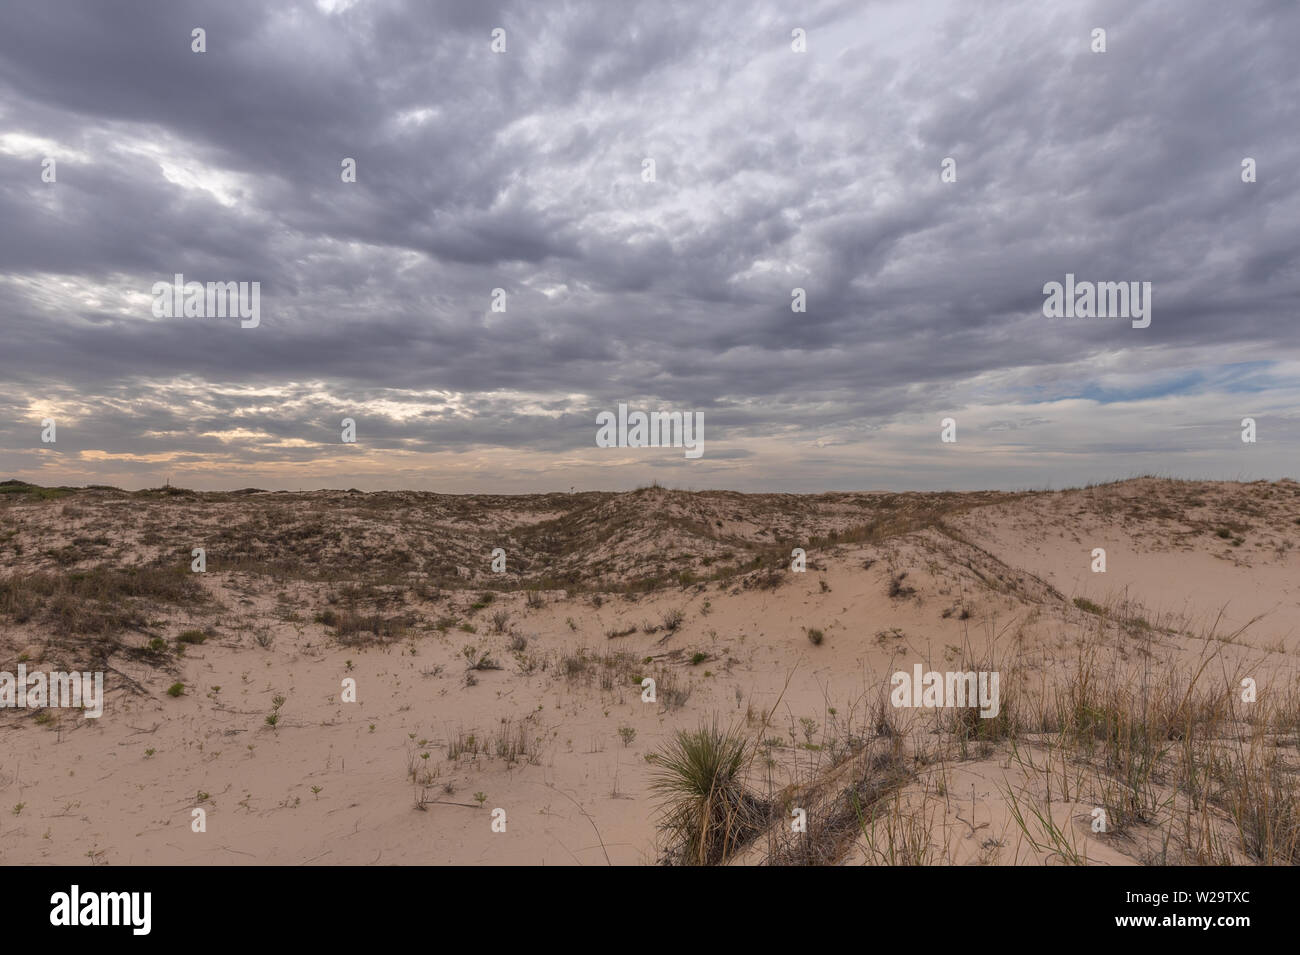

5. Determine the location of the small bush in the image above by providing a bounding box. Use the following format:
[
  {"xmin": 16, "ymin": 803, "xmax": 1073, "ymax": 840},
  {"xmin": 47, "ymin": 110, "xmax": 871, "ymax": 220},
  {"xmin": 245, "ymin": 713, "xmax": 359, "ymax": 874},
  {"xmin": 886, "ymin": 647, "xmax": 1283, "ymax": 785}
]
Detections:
[
  {"xmin": 1073, "ymin": 596, "xmax": 1106, "ymax": 616},
  {"xmin": 659, "ymin": 671, "xmax": 692, "ymax": 710},
  {"xmin": 462, "ymin": 645, "xmax": 502, "ymax": 671},
  {"xmin": 651, "ymin": 720, "xmax": 766, "ymax": 865},
  {"xmin": 888, "ymin": 572, "xmax": 916, "ymax": 599}
]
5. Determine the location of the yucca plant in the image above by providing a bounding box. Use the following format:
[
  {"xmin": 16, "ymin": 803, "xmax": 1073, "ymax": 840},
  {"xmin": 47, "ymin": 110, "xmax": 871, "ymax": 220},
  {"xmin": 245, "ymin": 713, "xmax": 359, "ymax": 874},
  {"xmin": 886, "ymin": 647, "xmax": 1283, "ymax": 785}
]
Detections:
[{"xmin": 650, "ymin": 719, "xmax": 766, "ymax": 865}]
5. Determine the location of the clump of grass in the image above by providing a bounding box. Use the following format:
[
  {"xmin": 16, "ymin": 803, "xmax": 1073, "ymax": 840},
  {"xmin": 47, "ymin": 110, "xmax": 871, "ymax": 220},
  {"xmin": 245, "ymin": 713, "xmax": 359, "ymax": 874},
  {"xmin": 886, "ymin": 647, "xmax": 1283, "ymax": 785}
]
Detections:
[
  {"xmin": 462, "ymin": 645, "xmax": 502, "ymax": 671},
  {"xmin": 166, "ymin": 682, "xmax": 185, "ymax": 698},
  {"xmin": 663, "ymin": 608, "xmax": 685, "ymax": 632},
  {"xmin": 887, "ymin": 572, "xmax": 916, "ymax": 599},
  {"xmin": 1221, "ymin": 744, "xmax": 1300, "ymax": 864},
  {"xmin": 650, "ymin": 719, "xmax": 767, "ymax": 865},
  {"xmin": 1073, "ymin": 596, "xmax": 1106, "ymax": 616},
  {"xmin": 937, "ymin": 651, "xmax": 1020, "ymax": 757},
  {"xmin": 492, "ymin": 720, "xmax": 534, "ymax": 766},
  {"xmin": 561, "ymin": 650, "xmax": 591, "ymax": 681},
  {"xmin": 1000, "ymin": 778, "xmax": 1087, "ymax": 865},
  {"xmin": 176, "ymin": 629, "xmax": 209, "ymax": 645},
  {"xmin": 658, "ymin": 670, "xmax": 692, "ymax": 710},
  {"xmin": 447, "ymin": 730, "xmax": 481, "ymax": 760},
  {"xmin": 331, "ymin": 611, "xmax": 410, "ymax": 646},
  {"xmin": 806, "ymin": 627, "xmax": 824, "ymax": 646}
]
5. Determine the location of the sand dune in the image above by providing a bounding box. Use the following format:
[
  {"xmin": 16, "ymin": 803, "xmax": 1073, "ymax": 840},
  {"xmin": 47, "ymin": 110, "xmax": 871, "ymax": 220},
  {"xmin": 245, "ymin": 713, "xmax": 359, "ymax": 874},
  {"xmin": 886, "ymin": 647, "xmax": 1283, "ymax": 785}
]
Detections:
[{"xmin": 1, "ymin": 477, "xmax": 1297, "ymax": 865}]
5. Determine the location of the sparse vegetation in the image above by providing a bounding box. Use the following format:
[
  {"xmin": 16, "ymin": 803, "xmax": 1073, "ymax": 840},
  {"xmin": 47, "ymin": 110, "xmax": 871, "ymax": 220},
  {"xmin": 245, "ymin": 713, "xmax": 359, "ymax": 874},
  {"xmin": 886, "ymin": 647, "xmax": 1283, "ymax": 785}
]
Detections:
[
  {"xmin": 888, "ymin": 572, "xmax": 916, "ymax": 599},
  {"xmin": 1073, "ymin": 596, "xmax": 1106, "ymax": 616},
  {"xmin": 4, "ymin": 477, "xmax": 1299, "ymax": 868},
  {"xmin": 462, "ymin": 645, "xmax": 503, "ymax": 671}
]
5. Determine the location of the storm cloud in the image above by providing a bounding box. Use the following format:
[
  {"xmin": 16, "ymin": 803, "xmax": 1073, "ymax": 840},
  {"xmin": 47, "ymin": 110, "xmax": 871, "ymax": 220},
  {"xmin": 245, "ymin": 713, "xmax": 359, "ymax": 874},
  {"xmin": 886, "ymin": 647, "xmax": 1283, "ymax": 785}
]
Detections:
[{"xmin": 1, "ymin": 0, "xmax": 1297, "ymax": 491}]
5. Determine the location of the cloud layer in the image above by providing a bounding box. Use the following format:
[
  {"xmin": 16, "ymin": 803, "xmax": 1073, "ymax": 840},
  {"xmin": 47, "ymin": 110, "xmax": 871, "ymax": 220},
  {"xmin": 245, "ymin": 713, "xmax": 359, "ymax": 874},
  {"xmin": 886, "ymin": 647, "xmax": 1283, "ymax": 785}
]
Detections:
[{"xmin": 2, "ymin": 0, "xmax": 1297, "ymax": 491}]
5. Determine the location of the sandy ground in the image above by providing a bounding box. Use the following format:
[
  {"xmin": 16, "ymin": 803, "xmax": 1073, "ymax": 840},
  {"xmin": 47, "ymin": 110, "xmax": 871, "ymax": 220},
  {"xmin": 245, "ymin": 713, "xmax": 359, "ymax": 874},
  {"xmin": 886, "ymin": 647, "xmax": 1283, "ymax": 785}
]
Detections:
[{"xmin": 1, "ymin": 477, "xmax": 1297, "ymax": 865}]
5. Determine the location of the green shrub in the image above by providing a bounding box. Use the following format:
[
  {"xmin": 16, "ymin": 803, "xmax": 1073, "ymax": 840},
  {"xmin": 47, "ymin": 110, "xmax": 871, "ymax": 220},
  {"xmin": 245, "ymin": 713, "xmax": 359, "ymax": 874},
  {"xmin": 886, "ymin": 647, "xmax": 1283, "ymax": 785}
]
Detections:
[{"xmin": 650, "ymin": 720, "xmax": 765, "ymax": 865}]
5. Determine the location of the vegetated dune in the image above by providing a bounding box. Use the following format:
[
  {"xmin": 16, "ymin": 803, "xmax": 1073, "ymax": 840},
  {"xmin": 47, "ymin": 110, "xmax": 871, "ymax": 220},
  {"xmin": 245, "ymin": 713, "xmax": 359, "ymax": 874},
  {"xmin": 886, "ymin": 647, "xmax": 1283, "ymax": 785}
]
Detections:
[{"xmin": 0, "ymin": 476, "xmax": 1297, "ymax": 865}]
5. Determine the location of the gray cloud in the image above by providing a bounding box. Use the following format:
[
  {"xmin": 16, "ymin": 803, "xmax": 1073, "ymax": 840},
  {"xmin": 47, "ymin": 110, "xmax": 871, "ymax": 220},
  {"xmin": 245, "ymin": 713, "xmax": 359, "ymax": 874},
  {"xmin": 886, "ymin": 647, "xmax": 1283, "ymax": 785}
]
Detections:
[{"xmin": 1, "ymin": 0, "xmax": 1297, "ymax": 491}]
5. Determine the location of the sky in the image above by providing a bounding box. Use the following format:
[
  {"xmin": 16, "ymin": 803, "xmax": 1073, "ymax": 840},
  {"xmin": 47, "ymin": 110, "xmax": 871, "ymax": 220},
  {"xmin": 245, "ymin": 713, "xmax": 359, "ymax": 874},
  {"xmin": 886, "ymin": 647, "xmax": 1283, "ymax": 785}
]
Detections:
[{"xmin": 1, "ymin": 0, "xmax": 1297, "ymax": 493}]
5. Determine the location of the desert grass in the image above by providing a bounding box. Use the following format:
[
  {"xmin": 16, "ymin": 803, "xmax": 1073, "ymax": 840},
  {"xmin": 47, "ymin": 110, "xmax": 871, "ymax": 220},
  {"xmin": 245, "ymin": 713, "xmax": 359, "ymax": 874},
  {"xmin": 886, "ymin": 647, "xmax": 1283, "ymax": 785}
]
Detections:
[
  {"xmin": 990, "ymin": 609, "xmax": 1300, "ymax": 865},
  {"xmin": 746, "ymin": 592, "xmax": 1300, "ymax": 866},
  {"xmin": 0, "ymin": 564, "xmax": 204, "ymax": 637},
  {"xmin": 650, "ymin": 718, "xmax": 770, "ymax": 865}
]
